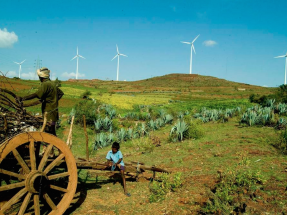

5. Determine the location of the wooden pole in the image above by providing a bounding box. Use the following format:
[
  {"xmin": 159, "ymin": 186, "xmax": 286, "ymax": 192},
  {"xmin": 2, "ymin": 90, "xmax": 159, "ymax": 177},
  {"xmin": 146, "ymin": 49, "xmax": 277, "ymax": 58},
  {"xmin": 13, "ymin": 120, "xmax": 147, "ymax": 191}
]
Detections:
[
  {"xmin": 66, "ymin": 116, "xmax": 74, "ymax": 148},
  {"xmin": 83, "ymin": 115, "xmax": 89, "ymax": 161},
  {"xmin": 40, "ymin": 112, "xmax": 48, "ymax": 132}
]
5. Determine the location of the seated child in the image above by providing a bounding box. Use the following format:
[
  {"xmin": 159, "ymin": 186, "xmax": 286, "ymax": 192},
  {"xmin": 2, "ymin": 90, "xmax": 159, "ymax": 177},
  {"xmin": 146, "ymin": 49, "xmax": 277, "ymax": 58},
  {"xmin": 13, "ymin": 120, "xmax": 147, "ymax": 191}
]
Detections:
[{"xmin": 106, "ymin": 142, "xmax": 130, "ymax": 196}]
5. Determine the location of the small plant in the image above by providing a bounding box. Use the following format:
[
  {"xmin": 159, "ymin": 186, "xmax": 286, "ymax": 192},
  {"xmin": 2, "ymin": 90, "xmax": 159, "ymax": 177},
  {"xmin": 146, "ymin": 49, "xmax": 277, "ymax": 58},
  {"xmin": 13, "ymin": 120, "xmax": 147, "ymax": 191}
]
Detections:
[
  {"xmin": 201, "ymin": 156, "xmax": 266, "ymax": 214},
  {"xmin": 149, "ymin": 173, "xmax": 182, "ymax": 203},
  {"xmin": 81, "ymin": 90, "xmax": 92, "ymax": 99},
  {"xmin": 187, "ymin": 120, "xmax": 204, "ymax": 139},
  {"xmin": 170, "ymin": 120, "xmax": 189, "ymax": 141},
  {"xmin": 54, "ymin": 77, "xmax": 62, "ymax": 87}
]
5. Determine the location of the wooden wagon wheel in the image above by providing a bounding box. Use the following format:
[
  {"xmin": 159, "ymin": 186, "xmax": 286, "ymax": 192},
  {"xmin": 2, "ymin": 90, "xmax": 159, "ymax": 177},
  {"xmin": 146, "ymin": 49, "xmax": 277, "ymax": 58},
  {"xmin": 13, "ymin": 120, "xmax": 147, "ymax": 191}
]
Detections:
[{"xmin": 0, "ymin": 132, "xmax": 78, "ymax": 215}]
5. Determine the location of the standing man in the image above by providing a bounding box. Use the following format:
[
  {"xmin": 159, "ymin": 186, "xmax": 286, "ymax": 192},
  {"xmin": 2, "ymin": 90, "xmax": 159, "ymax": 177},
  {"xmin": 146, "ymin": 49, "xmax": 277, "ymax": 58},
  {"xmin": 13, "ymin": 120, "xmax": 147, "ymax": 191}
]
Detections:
[{"xmin": 17, "ymin": 67, "xmax": 64, "ymax": 136}]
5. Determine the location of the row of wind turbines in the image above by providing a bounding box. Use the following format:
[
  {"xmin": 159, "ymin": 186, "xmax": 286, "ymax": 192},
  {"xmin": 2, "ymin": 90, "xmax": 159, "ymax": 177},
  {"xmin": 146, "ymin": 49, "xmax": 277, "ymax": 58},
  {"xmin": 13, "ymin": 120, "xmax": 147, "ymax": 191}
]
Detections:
[{"xmin": 13, "ymin": 36, "xmax": 287, "ymax": 84}]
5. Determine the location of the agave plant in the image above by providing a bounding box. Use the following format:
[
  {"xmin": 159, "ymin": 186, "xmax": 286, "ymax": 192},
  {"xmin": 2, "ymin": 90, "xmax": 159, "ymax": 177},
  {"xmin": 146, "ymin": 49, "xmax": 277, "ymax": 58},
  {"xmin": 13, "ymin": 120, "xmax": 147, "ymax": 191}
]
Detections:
[
  {"xmin": 94, "ymin": 118, "xmax": 103, "ymax": 131},
  {"xmin": 127, "ymin": 128, "xmax": 133, "ymax": 139},
  {"xmin": 170, "ymin": 120, "xmax": 189, "ymax": 141},
  {"xmin": 136, "ymin": 123, "xmax": 149, "ymax": 137},
  {"xmin": 148, "ymin": 120, "xmax": 159, "ymax": 131},
  {"xmin": 102, "ymin": 116, "xmax": 112, "ymax": 131},
  {"xmin": 117, "ymin": 128, "xmax": 127, "ymax": 142},
  {"xmin": 156, "ymin": 118, "xmax": 165, "ymax": 127},
  {"xmin": 94, "ymin": 132, "xmax": 109, "ymax": 149},
  {"xmin": 163, "ymin": 114, "xmax": 173, "ymax": 124}
]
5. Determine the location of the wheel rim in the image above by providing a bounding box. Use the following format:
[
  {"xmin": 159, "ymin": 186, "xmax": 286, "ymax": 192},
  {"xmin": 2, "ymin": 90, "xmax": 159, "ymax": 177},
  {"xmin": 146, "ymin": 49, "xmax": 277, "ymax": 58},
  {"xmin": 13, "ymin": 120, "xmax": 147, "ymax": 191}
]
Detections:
[{"xmin": 0, "ymin": 132, "xmax": 78, "ymax": 215}]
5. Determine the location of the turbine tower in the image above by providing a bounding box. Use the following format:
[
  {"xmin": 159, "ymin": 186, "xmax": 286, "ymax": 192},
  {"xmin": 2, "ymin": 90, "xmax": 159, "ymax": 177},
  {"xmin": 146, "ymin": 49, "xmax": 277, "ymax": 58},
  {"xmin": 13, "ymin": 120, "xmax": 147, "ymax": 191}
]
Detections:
[
  {"xmin": 181, "ymin": 34, "xmax": 200, "ymax": 74},
  {"xmin": 274, "ymin": 52, "xmax": 287, "ymax": 85},
  {"xmin": 71, "ymin": 47, "xmax": 85, "ymax": 79},
  {"xmin": 111, "ymin": 45, "xmax": 127, "ymax": 81},
  {"xmin": 14, "ymin": 60, "xmax": 26, "ymax": 78}
]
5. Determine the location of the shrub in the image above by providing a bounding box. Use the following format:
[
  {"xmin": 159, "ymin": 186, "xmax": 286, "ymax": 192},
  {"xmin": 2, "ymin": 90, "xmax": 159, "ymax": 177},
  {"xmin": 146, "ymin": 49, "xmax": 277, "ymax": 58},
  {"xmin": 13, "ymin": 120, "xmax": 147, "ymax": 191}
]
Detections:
[
  {"xmin": 54, "ymin": 77, "xmax": 62, "ymax": 87},
  {"xmin": 73, "ymin": 100, "xmax": 100, "ymax": 125},
  {"xmin": 149, "ymin": 173, "xmax": 182, "ymax": 203},
  {"xmin": 273, "ymin": 128, "xmax": 287, "ymax": 154},
  {"xmin": 81, "ymin": 90, "xmax": 92, "ymax": 99},
  {"xmin": 187, "ymin": 120, "xmax": 204, "ymax": 139},
  {"xmin": 201, "ymin": 155, "xmax": 266, "ymax": 214}
]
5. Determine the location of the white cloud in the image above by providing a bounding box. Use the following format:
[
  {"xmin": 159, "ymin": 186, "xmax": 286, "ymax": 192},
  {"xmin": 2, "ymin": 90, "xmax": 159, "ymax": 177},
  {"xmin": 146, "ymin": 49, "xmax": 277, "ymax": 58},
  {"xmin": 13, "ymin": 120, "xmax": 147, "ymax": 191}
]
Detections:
[
  {"xmin": 21, "ymin": 72, "xmax": 38, "ymax": 80},
  {"xmin": 6, "ymin": 71, "xmax": 17, "ymax": 77},
  {"xmin": 61, "ymin": 72, "xmax": 85, "ymax": 79},
  {"xmin": 0, "ymin": 28, "xmax": 18, "ymax": 48},
  {"xmin": 203, "ymin": 40, "xmax": 218, "ymax": 47}
]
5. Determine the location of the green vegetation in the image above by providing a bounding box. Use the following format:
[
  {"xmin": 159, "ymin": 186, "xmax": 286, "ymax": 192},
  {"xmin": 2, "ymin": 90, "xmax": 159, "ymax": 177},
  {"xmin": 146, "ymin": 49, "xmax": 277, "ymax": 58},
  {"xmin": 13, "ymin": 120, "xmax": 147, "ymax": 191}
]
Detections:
[
  {"xmin": 1, "ymin": 74, "xmax": 287, "ymax": 214},
  {"xmin": 149, "ymin": 173, "xmax": 182, "ymax": 203}
]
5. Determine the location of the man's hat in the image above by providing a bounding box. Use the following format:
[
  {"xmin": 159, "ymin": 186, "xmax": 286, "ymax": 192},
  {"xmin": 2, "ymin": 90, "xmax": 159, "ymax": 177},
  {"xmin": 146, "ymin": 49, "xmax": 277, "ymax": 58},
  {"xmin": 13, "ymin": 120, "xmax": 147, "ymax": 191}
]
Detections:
[{"xmin": 37, "ymin": 67, "xmax": 50, "ymax": 78}]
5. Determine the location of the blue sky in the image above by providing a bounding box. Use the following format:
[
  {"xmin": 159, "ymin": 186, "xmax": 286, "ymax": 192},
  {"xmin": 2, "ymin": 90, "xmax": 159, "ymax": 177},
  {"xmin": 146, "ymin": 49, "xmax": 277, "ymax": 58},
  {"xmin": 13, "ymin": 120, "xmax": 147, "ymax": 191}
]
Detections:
[{"xmin": 0, "ymin": 0, "xmax": 287, "ymax": 87}]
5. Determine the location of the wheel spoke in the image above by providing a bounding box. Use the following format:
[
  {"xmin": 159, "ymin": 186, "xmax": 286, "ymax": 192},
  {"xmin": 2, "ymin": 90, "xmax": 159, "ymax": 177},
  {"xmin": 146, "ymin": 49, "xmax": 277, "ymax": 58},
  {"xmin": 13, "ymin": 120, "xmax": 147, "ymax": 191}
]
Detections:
[
  {"xmin": 33, "ymin": 194, "xmax": 40, "ymax": 215},
  {"xmin": 0, "ymin": 168, "xmax": 26, "ymax": 180},
  {"xmin": 50, "ymin": 184, "xmax": 68, "ymax": 193},
  {"xmin": 12, "ymin": 149, "xmax": 30, "ymax": 174},
  {"xmin": 18, "ymin": 192, "xmax": 32, "ymax": 215},
  {"xmin": 0, "ymin": 187, "xmax": 27, "ymax": 212},
  {"xmin": 47, "ymin": 172, "xmax": 69, "ymax": 180},
  {"xmin": 43, "ymin": 193, "xmax": 57, "ymax": 210},
  {"xmin": 0, "ymin": 181, "xmax": 25, "ymax": 192},
  {"xmin": 29, "ymin": 140, "xmax": 36, "ymax": 171},
  {"xmin": 43, "ymin": 153, "xmax": 65, "ymax": 175},
  {"xmin": 38, "ymin": 144, "xmax": 53, "ymax": 171}
]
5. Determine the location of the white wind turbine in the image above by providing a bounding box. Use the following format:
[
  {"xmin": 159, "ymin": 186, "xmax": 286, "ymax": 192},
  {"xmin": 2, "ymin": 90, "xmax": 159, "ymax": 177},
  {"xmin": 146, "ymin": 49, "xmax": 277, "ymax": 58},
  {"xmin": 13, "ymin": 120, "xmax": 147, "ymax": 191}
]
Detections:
[
  {"xmin": 181, "ymin": 34, "xmax": 200, "ymax": 74},
  {"xmin": 71, "ymin": 47, "xmax": 85, "ymax": 79},
  {"xmin": 111, "ymin": 45, "xmax": 127, "ymax": 81},
  {"xmin": 274, "ymin": 52, "xmax": 287, "ymax": 85},
  {"xmin": 14, "ymin": 60, "xmax": 26, "ymax": 78}
]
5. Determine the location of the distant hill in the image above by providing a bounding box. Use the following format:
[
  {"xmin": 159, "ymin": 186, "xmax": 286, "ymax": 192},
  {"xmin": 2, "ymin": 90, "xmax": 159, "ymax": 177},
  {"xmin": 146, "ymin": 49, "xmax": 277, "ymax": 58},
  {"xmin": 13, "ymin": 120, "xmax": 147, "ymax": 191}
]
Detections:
[{"xmin": 67, "ymin": 73, "xmax": 273, "ymax": 95}]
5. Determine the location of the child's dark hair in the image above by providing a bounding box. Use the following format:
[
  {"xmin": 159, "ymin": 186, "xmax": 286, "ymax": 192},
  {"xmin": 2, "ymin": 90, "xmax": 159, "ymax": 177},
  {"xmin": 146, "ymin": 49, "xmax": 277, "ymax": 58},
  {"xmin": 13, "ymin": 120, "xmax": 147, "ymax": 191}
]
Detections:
[{"xmin": 112, "ymin": 142, "xmax": 120, "ymax": 150}]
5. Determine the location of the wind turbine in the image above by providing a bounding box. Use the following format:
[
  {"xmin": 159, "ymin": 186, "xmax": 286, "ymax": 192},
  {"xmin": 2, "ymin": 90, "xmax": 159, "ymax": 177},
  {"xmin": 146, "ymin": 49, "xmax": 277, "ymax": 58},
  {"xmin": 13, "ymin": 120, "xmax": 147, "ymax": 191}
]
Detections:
[
  {"xmin": 14, "ymin": 60, "xmax": 26, "ymax": 78},
  {"xmin": 71, "ymin": 47, "xmax": 85, "ymax": 79},
  {"xmin": 111, "ymin": 45, "xmax": 127, "ymax": 81},
  {"xmin": 181, "ymin": 34, "xmax": 200, "ymax": 74},
  {"xmin": 274, "ymin": 52, "xmax": 287, "ymax": 85}
]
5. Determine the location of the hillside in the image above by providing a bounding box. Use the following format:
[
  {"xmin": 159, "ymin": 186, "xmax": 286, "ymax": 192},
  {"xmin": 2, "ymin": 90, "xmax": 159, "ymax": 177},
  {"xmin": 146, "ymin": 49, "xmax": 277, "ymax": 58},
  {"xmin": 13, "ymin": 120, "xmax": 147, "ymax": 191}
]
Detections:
[{"xmin": 1, "ymin": 73, "xmax": 275, "ymax": 111}]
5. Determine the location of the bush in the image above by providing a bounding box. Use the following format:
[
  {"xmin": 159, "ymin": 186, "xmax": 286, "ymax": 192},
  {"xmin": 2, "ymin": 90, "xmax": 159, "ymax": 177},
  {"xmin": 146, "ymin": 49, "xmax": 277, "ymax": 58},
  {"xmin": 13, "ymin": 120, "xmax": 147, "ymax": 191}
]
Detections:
[
  {"xmin": 54, "ymin": 77, "xmax": 62, "ymax": 87},
  {"xmin": 81, "ymin": 90, "xmax": 92, "ymax": 99},
  {"xmin": 187, "ymin": 120, "xmax": 204, "ymax": 139},
  {"xmin": 201, "ymin": 155, "xmax": 266, "ymax": 214},
  {"xmin": 73, "ymin": 100, "xmax": 101, "ymax": 125},
  {"xmin": 149, "ymin": 173, "xmax": 182, "ymax": 203},
  {"xmin": 273, "ymin": 128, "xmax": 287, "ymax": 154}
]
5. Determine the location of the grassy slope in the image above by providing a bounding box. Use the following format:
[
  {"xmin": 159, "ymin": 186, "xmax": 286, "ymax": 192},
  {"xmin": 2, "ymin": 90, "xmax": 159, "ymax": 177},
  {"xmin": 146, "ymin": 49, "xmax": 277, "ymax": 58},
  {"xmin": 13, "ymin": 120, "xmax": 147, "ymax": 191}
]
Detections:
[
  {"xmin": 62, "ymin": 118, "xmax": 287, "ymax": 214},
  {"xmin": 1, "ymin": 74, "xmax": 285, "ymax": 214}
]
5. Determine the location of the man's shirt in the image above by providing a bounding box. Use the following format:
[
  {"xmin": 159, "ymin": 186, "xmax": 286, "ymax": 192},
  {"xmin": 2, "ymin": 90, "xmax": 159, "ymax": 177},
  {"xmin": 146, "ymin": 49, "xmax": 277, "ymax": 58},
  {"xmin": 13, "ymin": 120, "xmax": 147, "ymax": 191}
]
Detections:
[
  {"xmin": 106, "ymin": 150, "xmax": 125, "ymax": 166},
  {"xmin": 35, "ymin": 79, "xmax": 63, "ymax": 122}
]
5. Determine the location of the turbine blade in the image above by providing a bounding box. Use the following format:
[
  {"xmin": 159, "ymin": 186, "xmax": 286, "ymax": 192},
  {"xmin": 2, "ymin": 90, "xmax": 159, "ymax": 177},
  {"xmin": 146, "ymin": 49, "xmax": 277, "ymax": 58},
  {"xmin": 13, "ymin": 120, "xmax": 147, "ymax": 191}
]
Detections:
[
  {"xmin": 274, "ymin": 55, "xmax": 286, "ymax": 58},
  {"xmin": 120, "ymin": 54, "xmax": 128, "ymax": 57},
  {"xmin": 14, "ymin": 61, "xmax": 20, "ymax": 64},
  {"xmin": 181, "ymin": 41, "xmax": 191, "ymax": 44},
  {"xmin": 20, "ymin": 59, "xmax": 26, "ymax": 64},
  {"xmin": 111, "ymin": 55, "xmax": 118, "ymax": 61},
  {"xmin": 78, "ymin": 55, "xmax": 85, "ymax": 59},
  {"xmin": 71, "ymin": 56, "xmax": 77, "ymax": 61},
  {"xmin": 192, "ymin": 34, "xmax": 200, "ymax": 43},
  {"xmin": 116, "ymin": 44, "xmax": 119, "ymax": 54},
  {"xmin": 192, "ymin": 44, "xmax": 196, "ymax": 54}
]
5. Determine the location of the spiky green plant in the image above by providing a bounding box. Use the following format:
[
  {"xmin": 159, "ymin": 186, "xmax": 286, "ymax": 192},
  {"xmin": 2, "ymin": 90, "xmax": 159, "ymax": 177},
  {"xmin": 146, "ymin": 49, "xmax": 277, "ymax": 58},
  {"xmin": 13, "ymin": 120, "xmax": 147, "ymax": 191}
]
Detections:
[{"xmin": 170, "ymin": 120, "xmax": 189, "ymax": 141}]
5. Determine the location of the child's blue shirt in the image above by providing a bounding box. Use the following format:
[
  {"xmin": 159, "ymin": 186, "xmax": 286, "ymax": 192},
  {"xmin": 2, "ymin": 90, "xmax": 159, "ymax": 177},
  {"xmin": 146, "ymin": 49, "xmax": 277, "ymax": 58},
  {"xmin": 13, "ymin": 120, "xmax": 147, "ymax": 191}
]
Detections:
[{"xmin": 106, "ymin": 150, "xmax": 125, "ymax": 166}]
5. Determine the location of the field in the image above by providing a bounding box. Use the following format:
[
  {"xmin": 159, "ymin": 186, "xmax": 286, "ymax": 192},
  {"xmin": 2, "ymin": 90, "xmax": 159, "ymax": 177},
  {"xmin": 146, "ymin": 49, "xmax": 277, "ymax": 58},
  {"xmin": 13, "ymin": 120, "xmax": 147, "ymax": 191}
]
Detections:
[{"xmin": 1, "ymin": 74, "xmax": 286, "ymax": 214}]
